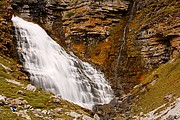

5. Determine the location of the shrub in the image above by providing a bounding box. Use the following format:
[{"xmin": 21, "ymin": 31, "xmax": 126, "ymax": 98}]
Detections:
[{"xmin": 66, "ymin": 12, "xmax": 75, "ymax": 18}]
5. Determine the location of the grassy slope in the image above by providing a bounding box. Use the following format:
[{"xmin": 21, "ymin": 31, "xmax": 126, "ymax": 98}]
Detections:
[{"xmin": 131, "ymin": 56, "xmax": 180, "ymax": 114}]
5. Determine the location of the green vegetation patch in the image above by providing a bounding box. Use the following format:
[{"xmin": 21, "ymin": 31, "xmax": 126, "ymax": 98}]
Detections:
[
  {"xmin": 66, "ymin": 12, "xmax": 75, "ymax": 18},
  {"xmin": 132, "ymin": 56, "xmax": 180, "ymax": 114}
]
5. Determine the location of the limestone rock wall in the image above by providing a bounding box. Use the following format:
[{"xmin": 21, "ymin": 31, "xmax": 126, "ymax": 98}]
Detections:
[
  {"xmin": 127, "ymin": 0, "xmax": 180, "ymax": 70},
  {"xmin": 61, "ymin": 0, "xmax": 133, "ymax": 93},
  {"xmin": 62, "ymin": 0, "xmax": 129, "ymax": 63},
  {"xmin": 12, "ymin": 0, "xmax": 66, "ymax": 45},
  {"xmin": 63, "ymin": 0, "xmax": 129, "ymax": 41},
  {"xmin": 100, "ymin": 0, "xmax": 180, "ymax": 94},
  {"xmin": 10, "ymin": 0, "xmax": 180, "ymax": 94},
  {"xmin": 0, "ymin": 1, "xmax": 16, "ymax": 58}
]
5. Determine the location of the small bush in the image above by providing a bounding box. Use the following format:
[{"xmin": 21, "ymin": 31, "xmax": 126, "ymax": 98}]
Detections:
[{"xmin": 66, "ymin": 12, "xmax": 75, "ymax": 18}]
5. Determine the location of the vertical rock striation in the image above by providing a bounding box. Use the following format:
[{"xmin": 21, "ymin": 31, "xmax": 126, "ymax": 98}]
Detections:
[
  {"xmin": 0, "ymin": 0, "xmax": 16, "ymax": 58},
  {"xmin": 12, "ymin": 0, "xmax": 66, "ymax": 45}
]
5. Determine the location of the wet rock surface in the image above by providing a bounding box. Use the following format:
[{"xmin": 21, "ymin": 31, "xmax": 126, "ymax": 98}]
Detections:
[{"xmin": 92, "ymin": 94, "xmax": 135, "ymax": 119}]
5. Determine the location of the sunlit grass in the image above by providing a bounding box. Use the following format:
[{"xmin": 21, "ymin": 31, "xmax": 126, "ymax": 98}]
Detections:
[{"xmin": 132, "ymin": 56, "xmax": 180, "ymax": 113}]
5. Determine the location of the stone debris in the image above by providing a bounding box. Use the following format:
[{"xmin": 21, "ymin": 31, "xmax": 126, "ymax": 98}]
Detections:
[
  {"xmin": 164, "ymin": 93, "xmax": 175, "ymax": 102},
  {"xmin": 82, "ymin": 114, "xmax": 93, "ymax": 120},
  {"xmin": 10, "ymin": 97, "xmax": 28, "ymax": 106},
  {"xmin": 94, "ymin": 114, "xmax": 100, "ymax": 120},
  {"xmin": 54, "ymin": 107, "xmax": 62, "ymax": 114},
  {"xmin": 17, "ymin": 90, "xmax": 26, "ymax": 95},
  {"xmin": 140, "ymin": 98, "xmax": 180, "ymax": 120},
  {"xmin": 50, "ymin": 95, "xmax": 62, "ymax": 103},
  {"xmin": 0, "ymin": 95, "xmax": 6, "ymax": 106},
  {"xmin": 52, "ymin": 97, "xmax": 61, "ymax": 103},
  {"xmin": 24, "ymin": 84, "xmax": 36, "ymax": 92},
  {"xmin": 24, "ymin": 104, "xmax": 33, "ymax": 109},
  {"xmin": 15, "ymin": 110, "xmax": 31, "ymax": 120},
  {"xmin": 16, "ymin": 64, "xmax": 23, "ymax": 68},
  {"xmin": 32, "ymin": 109, "xmax": 54, "ymax": 118},
  {"xmin": 0, "ymin": 94, "xmax": 92, "ymax": 120},
  {"xmin": 33, "ymin": 109, "xmax": 43, "ymax": 118},
  {"xmin": 0, "ymin": 95, "xmax": 34, "ymax": 119},
  {"xmin": 0, "ymin": 63, "xmax": 11, "ymax": 71},
  {"xmin": 66, "ymin": 111, "xmax": 81, "ymax": 118},
  {"xmin": 65, "ymin": 111, "xmax": 93, "ymax": 120},
  {"xmin": 6, "ymin": 79, "xmax": 24, "ymax": 86}
]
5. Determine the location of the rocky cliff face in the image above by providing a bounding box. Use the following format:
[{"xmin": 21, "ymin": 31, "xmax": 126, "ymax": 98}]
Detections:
[
  {"xmin": 62, "ymin": 0, "xmax": 129, "ymax": 57},
  {"xmin": 11, "ymin": 0, "xmax": 130, "ymax": 60},
  {"xmin": 12, "ymin": 0, "xmax": 66, "ymax": 45},
  {"xmin": 61, "ymin": 0, "xmax": 135, "ymax": 94},
  {"xmin": 127, "ymin": 0, "xmax": 180, "ymax": 70},
  {"xmin": 0, "ymin": 1, "xmax": 15, "ymax": 58},
  {"xmin": 92, "ymin": 0, "xmax": 180, "ymax": 117},
  {"xmin": 10, "ymin": 0, "xmax": 180, "ymax": 93},
  {"xmin": 114, "ymin": 0, "xmax": 180, "ymax": 93}
]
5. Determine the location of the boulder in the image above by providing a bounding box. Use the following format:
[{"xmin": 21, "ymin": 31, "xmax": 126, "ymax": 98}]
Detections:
[
  {"xmin": 0, "ymin": 95, "xmax": 6, "ymax": 106},
  {"xmin": 94, "ymin": 114, "xmax": 100, "ymax": 120},
  {"xmin": 15, "ymin": 110, "xmax": 31, "ymax": 120},
  {"xmin": 24, "ymin": 84, "xmax": 36, "ymax": 92},
  {"xmin": 54, "ymin": 107, "xmax": 62, "ymax": 114},
  {"xmin": 66, "ymin": 111, "xmax": 81, "ymax": 118},
  {"xmin": 82, "ymin": 114, "xmax": 93, "ymax": 120},
  {"xmin": 17, "ymin": 90, "xmax": 26, "ymax": 95}
]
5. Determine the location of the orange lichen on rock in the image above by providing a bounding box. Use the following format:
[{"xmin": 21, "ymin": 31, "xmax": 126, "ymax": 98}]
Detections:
[
  {"xmin": 72, "ymin": 44, "xmax": 86, "ymax": 53},
  {"xmin": 90, "ymin": 41, "xmax": 112, "ymax": 65}
]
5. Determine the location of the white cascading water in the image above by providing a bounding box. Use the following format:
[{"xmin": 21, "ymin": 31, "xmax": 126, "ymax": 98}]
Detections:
[{"xmin": 12, "ymin": 16, "xmax": 113, "ymax": 109}]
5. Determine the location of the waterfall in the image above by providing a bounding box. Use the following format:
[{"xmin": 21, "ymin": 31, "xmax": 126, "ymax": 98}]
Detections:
[
  {"xmin": 12, "ymin": 16, "xmax": 113, "ymax": 110},
  {"xmin": 114, "ymin": 1, "xmax": 136, "ymax": 78}
]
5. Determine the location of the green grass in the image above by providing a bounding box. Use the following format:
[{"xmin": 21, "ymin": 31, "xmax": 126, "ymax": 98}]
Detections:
[
  {"xmin": 0, "ymin": 0, "xmax": 7, "ymax": 6},
  {"xmin": 132, "ymin": 56, "xmax": 180, "ymax": 114},
  {"xmin": 66, "ymin": 12, "xmax": 75, "ymax": 18},
  {"xmin": 0, "ymin": 108, "xmax": 18, "ymax": 120}
]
